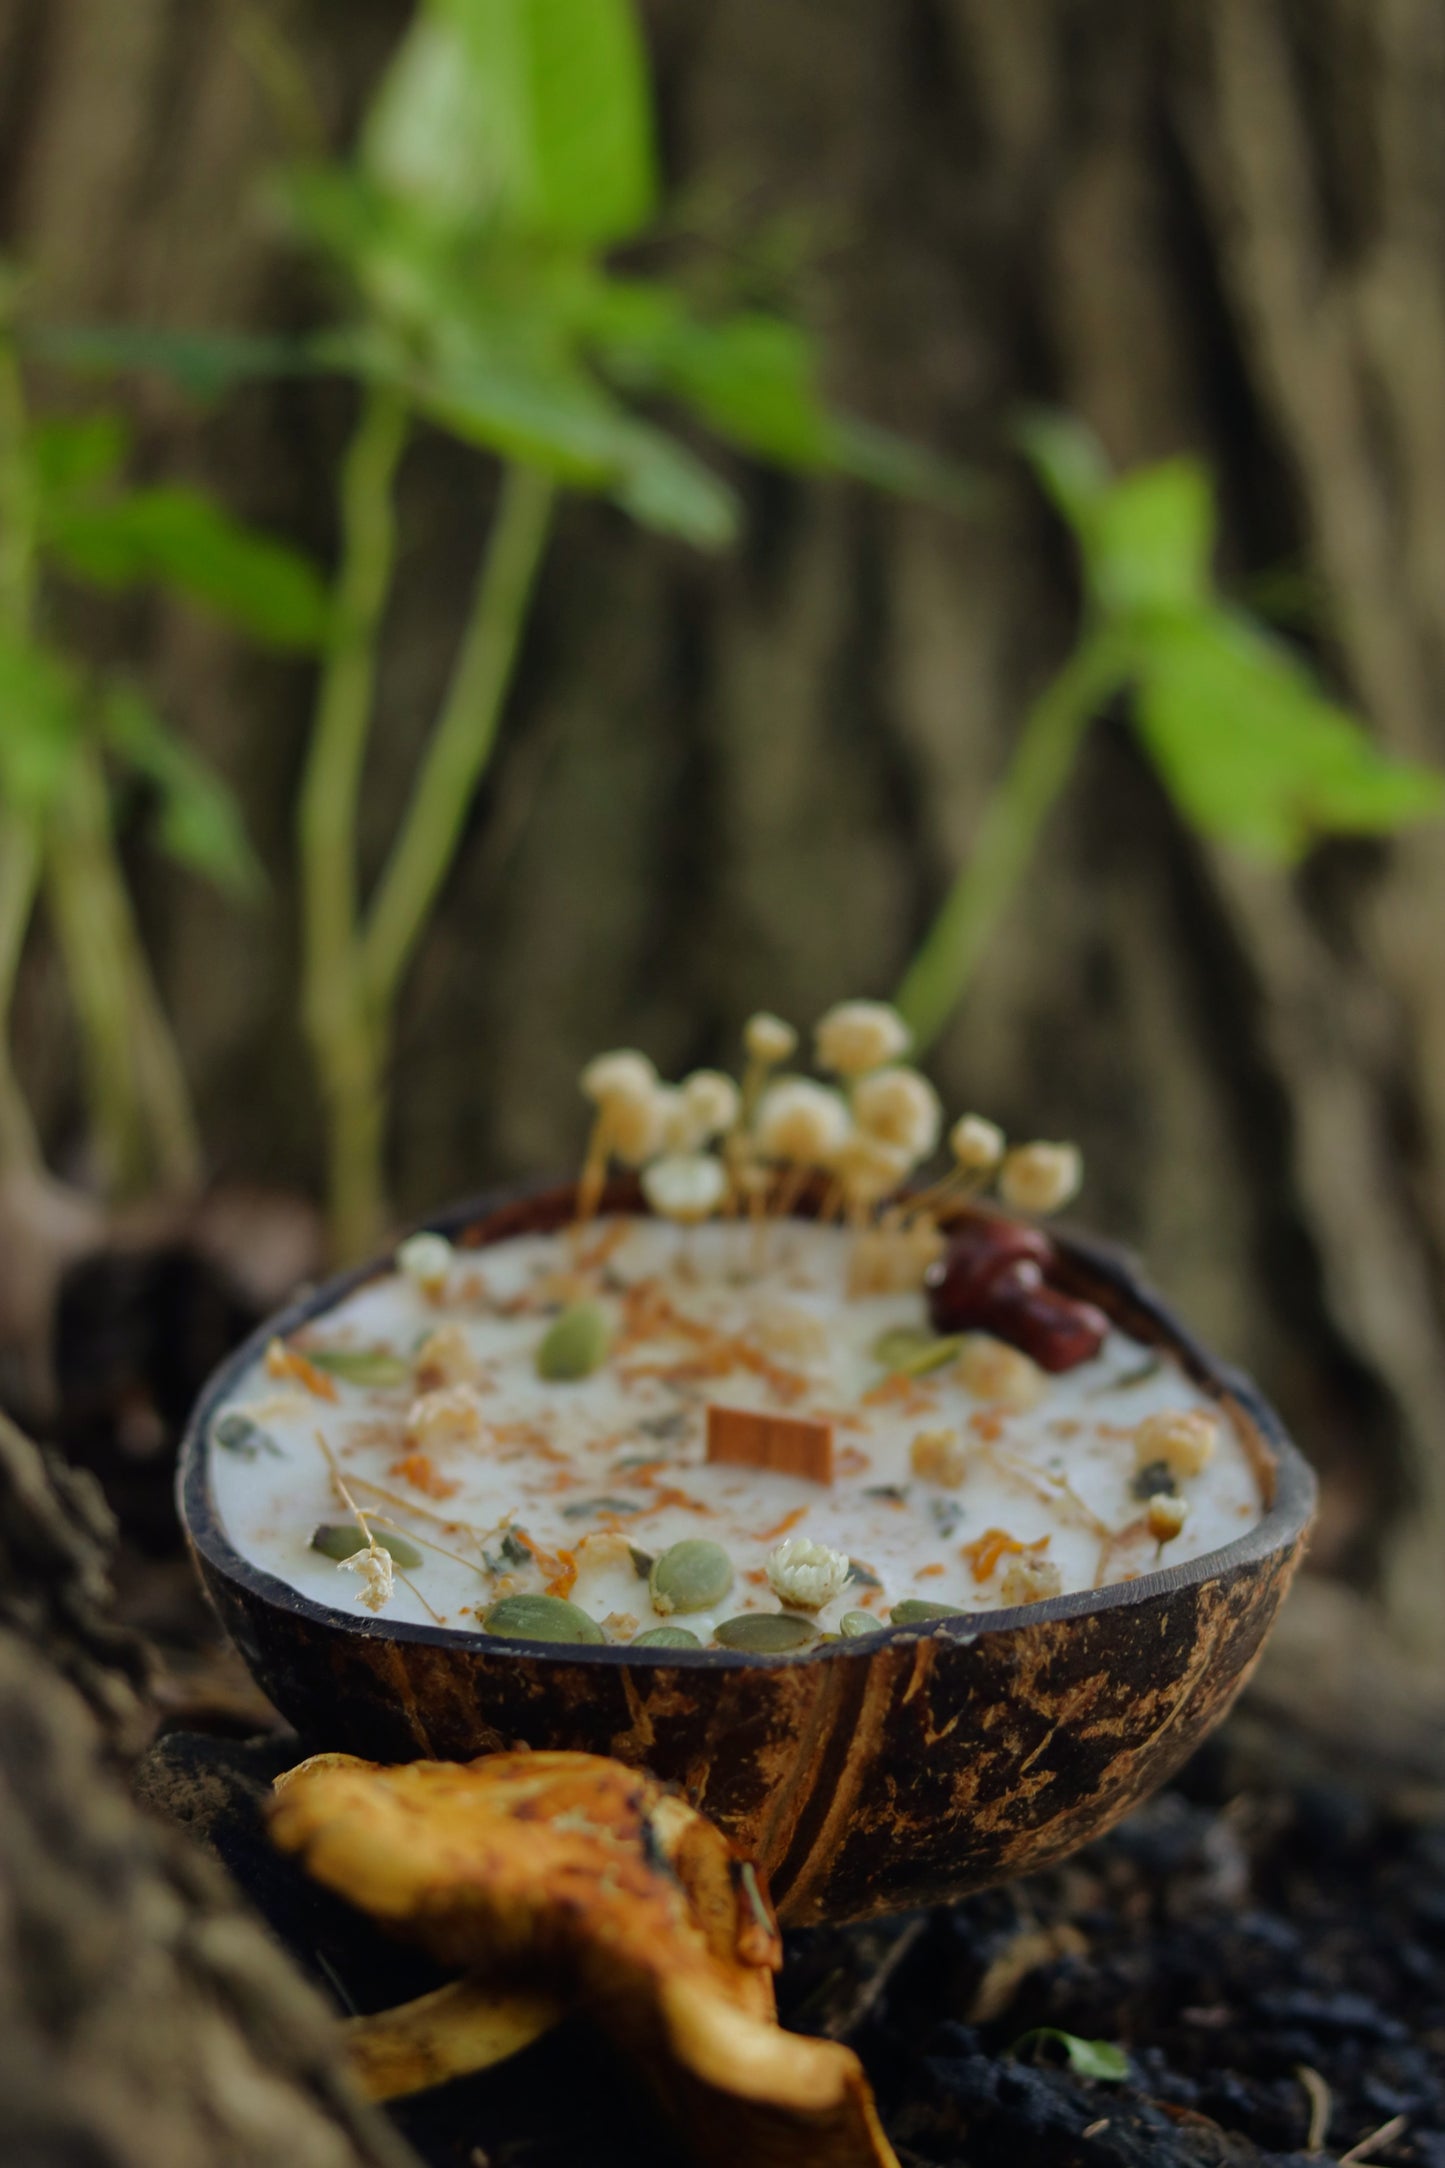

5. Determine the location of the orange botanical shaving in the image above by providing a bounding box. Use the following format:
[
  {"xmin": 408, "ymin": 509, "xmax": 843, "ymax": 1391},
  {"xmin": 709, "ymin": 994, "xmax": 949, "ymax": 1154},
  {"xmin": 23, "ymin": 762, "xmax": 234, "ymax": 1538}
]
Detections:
[
  {"xmin": 915, "ymin": 1563, "xmax": 946, "ymax": 1579},
  {"xmin": 968, "ymin": 1410, "xmax": 1005, "ymax": 1443},
  {"xmin": 961, "ymin": 1528, "xmax": 1051, "ymax": 1582},
  {"xmin": 835, "ymin": 1445, "xmax": 871, "ymax": 1478},
  {"xmin": 573, "ymin": 1220, "xmax": 631, "ymax": 1274},
  {"xmin": 753, "ymin": 1506, "xmax": 808, "ymax": 1544},
  {"xmin": 544, "ymin": 1547, "xmax": 579, "ymax": 1600},
  {"xmin": 859, "ymin": 1372, "xmax": 935, "ymax": 1414},
  {"xmin": 266, "ymin": 1337, "xmax": 338, "ymax": 1402},
  {"xmin": 389, "ymin": 1453, "xmax": 459, "ymax": 1501}
]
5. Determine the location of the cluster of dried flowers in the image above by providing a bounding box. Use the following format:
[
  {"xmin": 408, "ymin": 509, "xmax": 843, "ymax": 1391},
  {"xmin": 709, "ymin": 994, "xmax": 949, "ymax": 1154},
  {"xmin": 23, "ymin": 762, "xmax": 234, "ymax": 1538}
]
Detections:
[{"xmin": 577, "ymin": 998, "xmax": 1082, "ymax": 1286}]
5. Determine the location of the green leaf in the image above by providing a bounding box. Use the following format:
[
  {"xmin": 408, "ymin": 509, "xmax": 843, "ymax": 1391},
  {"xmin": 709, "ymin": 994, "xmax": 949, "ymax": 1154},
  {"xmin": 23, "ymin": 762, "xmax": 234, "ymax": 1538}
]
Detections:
[
  {"xmin": 595, "ymin": 292, "xmax": 830, "ymax": 464},
  {"xmin": 25, "ymin": 324, "xmax": 317, "ymax": 400},
  {"xmin": 1135, "ymin": 610, "xmax": 1445, "ymax": 859},
  {"xmin": 31, "ymin": 413, "xmax": 130, "ymax": 497},
  {"xmin": 0, "ymin": 637, "xmax": 84, "ymax": 817},
  {"xmin": 101, "ymin": 685, "xmax": 264, "ymax": 899},
  {"xmin": 1013, "ymin": 2029, "xmax": 1130, "ymax": 2082},
  {"xmin": 1014, "ymin": 409, "xmax": 1113, "ymax": 531},
  {"xmin": 364, "ymin": 0, "xmax": 657, "ymax": 245},
  {"xmin": 1087, "ymin": 459, "xmax": 1214, "ymax": 619},
  {"xmin": 44, "ymin": 486, "xmax": 331, "ymax": 649}
]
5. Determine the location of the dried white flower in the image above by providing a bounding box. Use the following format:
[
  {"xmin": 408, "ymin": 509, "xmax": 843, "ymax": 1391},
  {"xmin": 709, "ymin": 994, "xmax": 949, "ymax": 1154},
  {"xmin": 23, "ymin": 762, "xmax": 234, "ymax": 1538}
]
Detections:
[
  {"xmin": 338, "ymin": 1541, "xmax": 394, "ymax": 1614},
  {"xmin": 765, "ymin": 1536, "xmax": 850, "ymax": 1611},
  {"xmin": 999, "ymin": 1557, "xmax": 1063, "ymax": 1605},
  {"xmin": 405, "ymin": 1384, "xmax": 485, "ymax": 1454},
  {"xmin": 998, "ymin": 1141, "xmax": 1083, "ymax": 1215},
  {"xmin": 1134, "ymin": 1409, "xmax": 1218, "ymax": 1479},
  {"xmin": 1147, "ymin": 1494, "xmax": 1190, "ymax": 1541},
  {"xmin": 815, "ymin": 1000, "xmax": 912, "ymax": 1077},
  {"xmin": 956, "ymin": 1333, "xmax": 1046, "ymax": 1411},
  {"xmin": 744, "ymin": 1012, "xmax": 798, "ymax": 1064},
  {"xmin": 754, "ymin": 1078, "xmax": 852, "ymax": 1165},
  {"xmin": 950, "ymin": 1113, "xmax": 1005, "ymax": 1173},
  {"xmin": 396, "ymin": 1231, "xmax": 454, "ymax": 1298},
  {"xmin": 846, "ymin": 1220, "xmax": 944, "ymax": 1294},
  {"xmin": 834, "ymin": 1131, "xmax": 911, "ymax": 1205},
  {"xmin": 414, "ymin": 1324, "xmax": 483, "ymax": 1394},
  {"xmin": 581, "ymin": 1049, "xmax": 658, "ymax": 1106},
  {"xmin": 641, "ymin": 1151, "xmax": 728, "ymax": 1224},
  {"xmin": 682, "ymin": 1068, "xmax": 741, "ymax": 1138},
  {"xmin": 851, "ymin": 1066, "xmax": 942, "ymax": 1160},
  {"xmin": 910, "ymin": 1428, "xmax": 969, "ymax": 1487}
]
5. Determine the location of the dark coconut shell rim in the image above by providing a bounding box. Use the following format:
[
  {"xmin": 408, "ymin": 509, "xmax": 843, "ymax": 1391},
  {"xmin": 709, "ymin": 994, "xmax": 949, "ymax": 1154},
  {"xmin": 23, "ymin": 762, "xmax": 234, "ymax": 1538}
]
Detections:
[{"xmin": 178, "ymin": 1177, "xmax": 1317, "ymax": 1670}]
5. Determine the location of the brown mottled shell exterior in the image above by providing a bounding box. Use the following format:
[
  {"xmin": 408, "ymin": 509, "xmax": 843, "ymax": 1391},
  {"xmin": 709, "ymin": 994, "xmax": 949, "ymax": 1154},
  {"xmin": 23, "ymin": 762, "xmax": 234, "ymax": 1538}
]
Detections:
[{"xmin": 179, "ymin": 1181, "xmax": 1315, "ymax": 1926}]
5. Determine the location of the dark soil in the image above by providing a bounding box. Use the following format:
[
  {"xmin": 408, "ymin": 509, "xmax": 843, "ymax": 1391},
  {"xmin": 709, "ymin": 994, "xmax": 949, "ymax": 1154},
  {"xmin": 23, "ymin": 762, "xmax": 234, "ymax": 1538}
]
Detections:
[{"xmin": 136, "ymin": 1727, "xmax": 1445, "ymax": 2168}]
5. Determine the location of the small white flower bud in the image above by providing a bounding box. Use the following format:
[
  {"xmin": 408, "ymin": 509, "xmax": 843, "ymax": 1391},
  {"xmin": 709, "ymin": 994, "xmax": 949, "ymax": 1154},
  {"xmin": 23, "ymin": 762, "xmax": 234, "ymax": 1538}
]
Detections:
[
  {"xmin": 606, "ymin": 1085, "xmax": 669, "ymax": 1166},
  {"xmin": 580, "ymin": 1049, "xmax": 658, "ymax": 1107},
  {"xmin": 682, "ymin": 1068, "xmax": 741, "ymax": 1138},
  {"xmin": 396, "ymin": 1231, "xmax": 454, "ymax": 1298},
  {"xmin": 815, "ymin": 999, "xmax": 912, "ymax": 1076},
  {"xmin": 851, "ymin": 1065, "xmax": 942, "ymax": 1160},
  {"xmin": 1147, "ymin": 1494, "xmax": 1190, "ymax": 1541},
  {"xmin": 834, "ymin": 1131, "xmax": 911, "ymax": 1205},
  {"xmin": 744, "ymin": 1012, "xmax": 798, "ymax": 1064},
  {"xmin": 641, "ymin": 1151, "xmax": 728, "ymax": 1224},
  {"xmin": 765, "ymin": 1536, "xmax": 850, "ymax": 1611},
  {"xmin": 950, "ymin": 1113, "xmax": 1005, "ymax": 1173},
  {"xmin": 998, "ymin": 1140, "xmax": 1082, "ymax": 1215},
  {"xmin": 1134, "ymin": 1409, "xmax": 1218, "ymax": 1479},
  {"xmin": 338, "ymin": 1542, "xmax": 394, "ymax": 1613},
  {"xmin": 754, "ymin": 1078, "xmax": 852, "ymax": 1166}
]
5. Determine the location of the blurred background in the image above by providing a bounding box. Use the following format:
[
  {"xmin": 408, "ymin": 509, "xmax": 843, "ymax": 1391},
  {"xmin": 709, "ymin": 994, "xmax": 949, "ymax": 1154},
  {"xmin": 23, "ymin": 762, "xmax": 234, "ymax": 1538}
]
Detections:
[{"xmin": 3, "ymin": 0, "xmax": 1445, "ymax": 1707}]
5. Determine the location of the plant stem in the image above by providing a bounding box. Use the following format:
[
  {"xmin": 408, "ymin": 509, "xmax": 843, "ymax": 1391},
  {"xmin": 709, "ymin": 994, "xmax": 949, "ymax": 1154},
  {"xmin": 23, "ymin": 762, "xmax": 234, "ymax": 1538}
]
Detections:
[
  {"xmin": 362, "ymin": 463, "xmax": 555, "ymax": 1012},
  {"xmin": 0, "ymin": 814, "xmax": 41, "ymax": 1172},
  {"xmin": 895, "ymin": 632, "xmax": 1130, "ymax": 1053},
  {"xmin": 298, "ymin": 383, "xmax": 409, "ymax": 1264}
]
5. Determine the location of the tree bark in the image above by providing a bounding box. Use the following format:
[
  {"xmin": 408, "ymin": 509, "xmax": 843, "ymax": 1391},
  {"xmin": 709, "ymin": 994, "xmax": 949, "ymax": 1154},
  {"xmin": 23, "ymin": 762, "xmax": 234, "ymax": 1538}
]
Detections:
[{"xmin": 3, "ymin": 0, "xmax": 1445, "ymax": 1644}]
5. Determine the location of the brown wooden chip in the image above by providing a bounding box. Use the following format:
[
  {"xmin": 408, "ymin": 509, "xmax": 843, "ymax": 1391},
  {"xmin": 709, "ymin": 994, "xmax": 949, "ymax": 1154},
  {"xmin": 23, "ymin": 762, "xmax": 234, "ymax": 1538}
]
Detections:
[{"xmin": 706, "ymin": 1403, "xmax": 834, "ymax": 1484}]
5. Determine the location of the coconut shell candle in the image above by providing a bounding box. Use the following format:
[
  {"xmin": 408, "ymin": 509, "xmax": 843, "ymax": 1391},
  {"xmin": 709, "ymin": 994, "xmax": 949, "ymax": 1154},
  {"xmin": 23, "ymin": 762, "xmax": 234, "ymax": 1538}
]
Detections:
[{"xmin": 180, "ymin": 999, "xmax": 1315, "ymax": 1924}]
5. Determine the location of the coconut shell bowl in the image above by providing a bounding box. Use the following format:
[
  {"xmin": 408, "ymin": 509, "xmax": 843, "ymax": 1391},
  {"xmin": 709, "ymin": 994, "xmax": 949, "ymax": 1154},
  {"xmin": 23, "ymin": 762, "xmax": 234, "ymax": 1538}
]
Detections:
[{"xmin": 179, "ymin": 1176, "xmax": 1315, "ymax": 1929}]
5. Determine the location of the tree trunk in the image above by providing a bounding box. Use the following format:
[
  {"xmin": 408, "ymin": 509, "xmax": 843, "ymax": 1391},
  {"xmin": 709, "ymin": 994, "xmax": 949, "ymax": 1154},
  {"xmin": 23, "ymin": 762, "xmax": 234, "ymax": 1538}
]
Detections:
[{"xmin": 4, "ymin": 0, "xmax": 1445, "ymax": 1643}]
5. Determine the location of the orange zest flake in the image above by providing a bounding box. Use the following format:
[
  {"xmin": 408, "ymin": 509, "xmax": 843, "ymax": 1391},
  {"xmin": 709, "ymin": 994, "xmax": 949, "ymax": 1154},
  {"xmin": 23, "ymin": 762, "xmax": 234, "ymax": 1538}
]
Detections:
[
  {"xmin": 615, "ymin": 1281, "xmax": 809, "ymax": 1403},
  {"xmin": 753, "ymin": 1505, "xmax": 808, "ymax": 1544},
  {"xmin": 389, "ymin": 1452, "xmax": 459, "ymax": 1500},
  {"xmin": 573, "ymin": 1219, "xmax": 631, "ymax": 1274},
  {"xmin": 544, "ymin": 1546, "xmax": 580, "ymax": 1600},
  {"xmin": 968, "ymin": 1409, "xmax": 1005, "ymax": 1443},
  {"xmin": 961, "ymin": 1528, "xmax": 1051, "ymax": 1582},
  {"xmin": 915, "ymin": 1563, "xmax": 947, "ymax": 1579},
  {"xmin": 835, "ymin": 1444, "xmax": 871, "ymax": 1479},
  {"xmin": 266, "ymin": 1337, "xmax": 338, "ymax": 1402},
  {"xmin": 860, "ymin": 1372, "xmax": 935, "ymax": 1414}
]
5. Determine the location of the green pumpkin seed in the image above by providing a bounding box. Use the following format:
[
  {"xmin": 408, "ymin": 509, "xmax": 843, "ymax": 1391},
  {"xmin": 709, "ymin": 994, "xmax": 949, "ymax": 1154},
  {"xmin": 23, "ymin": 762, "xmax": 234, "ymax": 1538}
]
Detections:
[
  {"xmin": 870, "ymin": 1327, "xmax": 964, "ymax": 1377},
  {"xmin": 649, "ymin": 1539, "xmax": 734, "ymax": 1615},
  {"xmin": 213, "ymin": 1411, "xmax": 282, "ymax": 1460},
  {"xmin": 627, "ymin": 1545, "xmax": 655, "ymax": 1579},
  {"xmin": 889, "ymin": 1597, "xmax": 965, "ymax": 1626},
  {"xmin": 536, "ymin": 1302, "xmax": 611, "ymax": 1381},
  {"xmin": 631, "ymin": 1626, "xmax": 702, "ymax": 1649},
  {"xmin": 311, "ymin": 1522, "xmax": 423, "ymax": 1569},
  {"xmin": 305, "ymin": 1346, "xmax": 413, "ymax": 1389},
  {"xmin": 713, "ymin": 1612, "xmax": 818, "ymax": 1652},
  {"xmin": 481, "ymin": 1593, "xmax": 606, "ymax": 1645},
  {"xmin": 839, "ymin": 1609, "xmax": 882, "ymax": 1637}
]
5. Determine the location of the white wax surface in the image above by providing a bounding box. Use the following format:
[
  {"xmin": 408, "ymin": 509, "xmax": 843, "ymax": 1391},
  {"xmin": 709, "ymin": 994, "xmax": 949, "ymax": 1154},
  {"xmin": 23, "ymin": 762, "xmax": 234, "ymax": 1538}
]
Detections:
[{"xmin": 208, "ymin": 1215, "xmax": 1265, "ymax": 1642}]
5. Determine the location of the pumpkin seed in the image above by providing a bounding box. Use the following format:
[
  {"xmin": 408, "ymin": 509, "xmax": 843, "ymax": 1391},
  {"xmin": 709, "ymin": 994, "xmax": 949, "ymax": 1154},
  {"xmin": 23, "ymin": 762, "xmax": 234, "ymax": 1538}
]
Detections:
[
  {"xmin": 871, "ymin": 1326, "xmax": 964, "ymax": 1377},
  {"xmin": 213, "ymin": 1411, "xmax": 282, "ymax": 1460},
  {"xmin": 649, "ymin": 1539, "xmax": 734, "ymax": 1616},
  {"xmin": 1097, "ymin": 1354, "xmax": 1163, "ymax": 1395},
  {"xmin": 889, "ymin": 1597, "xmax": 965, "ymax": 1625},
  {"xmin": 536, "ymin": 1302, "xmax": 611, "ymax": 1381},
  {"xmin": 311, "ymin": 1523, "xmax": 423, "ymax": 1569},
  {"xmin": 839, "ymin": 1609, "xmax": 882, "ymax": 1637},
  {"xmin": 481, "ymin": 1593, "xmax": 606, "ymax": 1645},
  {"xmin": 713, "ymin": 1612, "xmax": 818, "ymax": 1652},
  {"xmin": 304, "ymin": 1345, "xmax": 413, "ymax": 1388},
  {"xmin": 482, "ymin": 1529, "xmax": 534, "ymax": 1574},
  {"xmin": 631, "ymin": 1626, "xmax": 702, "ymax": 1649}
]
